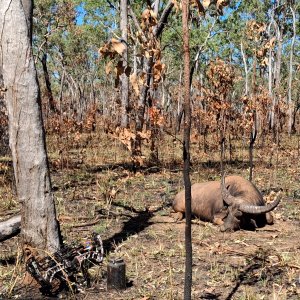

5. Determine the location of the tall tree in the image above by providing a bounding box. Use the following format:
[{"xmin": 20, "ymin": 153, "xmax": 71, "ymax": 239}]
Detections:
[
  {"xmin": 120, "ymin": 0, "xmax": 129, "ymax": 127},
  {"xmin": 0, "ymin": 0, "xmax": 61, "ymax": 254},
  {"xmin": 287, "ymin": 2, "xmax": 296, "ymax": 134},
  {"xmin": 182, "ymin": 0, "xmax": 192, "ymax": 299}
]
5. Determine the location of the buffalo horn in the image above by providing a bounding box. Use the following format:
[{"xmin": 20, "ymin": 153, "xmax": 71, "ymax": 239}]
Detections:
[{"xmin": 238, "ymin": 193, "xmax": 282, "ymax": 214}]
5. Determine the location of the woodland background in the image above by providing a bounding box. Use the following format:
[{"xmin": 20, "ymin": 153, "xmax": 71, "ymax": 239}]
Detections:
[{"xmin": 1, "ymin": 0, "xmax": 300, "ymax": 299}]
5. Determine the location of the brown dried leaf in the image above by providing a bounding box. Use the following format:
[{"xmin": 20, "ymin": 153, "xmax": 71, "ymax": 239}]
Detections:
[
  {"xmin": 99, "ymin": 38, "xmax": 126, "ymax": 59},
  {"xmin": 265, "ymin": 37, "xmax": 276, "ymax": 49},
  {"xmin": 153, "ymin": 60, "xmax": 166, "ymax": 84},
  {"xmin": 141, "ymin": 8, "xmax": 157, "ymax": 29},
  {"xmin": 191, "ymin": 0, "xmax": 205, "ymax": 15},
  {"xmin": 203, "ymin": 0, "xmax": 211, "ymax": 8},
  {"xmin": 132, "ymin": 154, "xmax": 145, "ymax": 167},
  {"xmin": 171, "ymin": 0, "xmax": 181, "ymax": 13},
  {"xmin": 115, "ymin": 127, "xmax": 136, "ymax": 151},
  {"xmin": 114, "ymin": 61, "xmax": 124, "ymax": 77},
  {"xmin": 105, "ymin": 61, "xmax": 113, "ymax": 74},
  {"xmin": 98, "ymin": 43, "xmax": 114, "ymax": 59},
  {"xmin": 217, "ymin": 0, "xmax": 229, "ymax": 7},
  {"xmin": 145, "ymin": 51, "xmax": 151, "ymax": 59},
  {"xmin": 130, "ymin": 73, "xmax": 140, "ymax": 96},
  {"xmin": 137, "ymin": 130, "xmax": 151, "ymax": 140},
  {"xmin": 139, "ymin": 72, "xmax": 147, "ymax": 86},
  {"xmin": 260, "ymin": 57, "xmax": 268, "ymax": 67},
  {"xmin": 217, "ymin": 0, "xmax": 230, "ymax": 14},
  {"xmin": 111, "ymin": 38, "xmax": 126, "ymax": 55}
]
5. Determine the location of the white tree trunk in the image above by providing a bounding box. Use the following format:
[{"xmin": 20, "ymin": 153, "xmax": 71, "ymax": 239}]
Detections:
[
  {"xmin": 240, "ymin": 42, "xmax": 249, "ymax": 96},
  {"xmin": 0, "ymin": 0, "xmax": 61, "ymax": 253},
  {"xmin": 287, "ymin": 6, "xmax": 296, "ymax": 134}
]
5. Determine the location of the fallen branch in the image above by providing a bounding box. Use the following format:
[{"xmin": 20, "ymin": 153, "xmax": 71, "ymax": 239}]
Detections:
[{"xmin": 0, "ymin": 215, "xmax": 21, "ymax": 242}]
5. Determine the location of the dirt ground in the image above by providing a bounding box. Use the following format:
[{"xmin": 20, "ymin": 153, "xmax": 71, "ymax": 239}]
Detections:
[{"xmin": 1, "ymin": 132, "xmax": 300, "ymax": 299}]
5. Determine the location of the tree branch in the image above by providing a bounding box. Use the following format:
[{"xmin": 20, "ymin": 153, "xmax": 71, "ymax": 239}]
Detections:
[
  {"xmin": 154, "ymin": 0, "xmax": 174, "ymax": 37},
  {"xmin": 0, "ymin": 215, "xmax": 21, "ymax": 242}
]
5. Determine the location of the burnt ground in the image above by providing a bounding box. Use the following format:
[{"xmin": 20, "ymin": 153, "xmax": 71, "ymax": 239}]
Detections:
[{"xmin": 1, "ymin": 132, "xmax": 300, "ymax": 299}]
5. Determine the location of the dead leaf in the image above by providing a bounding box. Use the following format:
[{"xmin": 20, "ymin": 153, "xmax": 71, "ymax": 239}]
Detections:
[
  {"xmin": 137, "ymin": 130, "xmax": 151, "ymax": 140},
  {"xmin": 139, "ymin": 71, "xmax": 147, "ymax": 86},
  {"xmin": 153, "ymin": 60, "xmax": 166, "ymax": 84},
  {"xmin": 217, "ymin": 0, "xmax": 230, "ymax": 14},
  {"xmin": 171, "ymin": 0, "xmax": 181, "ymax": 13},
  {"xmin": 58, "ymin": 215, "xmax": 73, "ymax": 222},
  {"xmin": 203, "ymin": 0, "xmax": 211, "ymax": 8},
  {"xmin": 114, "ymin": 61, "xmax": 124, "ymax": 77},
  {"xmin": 111, "ymin": 38, "xmax": 126, "ymax": 55},
  {"xmin": 105, "ymin": 61, "xmax": 113, "ymax": 74},
  {"xmin": 109, "ymin": 188, "xmax": 118, "ymax": 199},
  {"xmin": 265, "ymin": 37, "xmax": 276, "ymax": 49},
  {"xmin": 191, "ymin": 0, "xmax": 205, "ymax": 15},
  {"xmin": 145, "ymin": 51, "xmax": 151, "ymax": 59},
  {"xmin": 132, "ymin": 155, "xmax": 145, "ymax": 167},
  {"xmin": 260, "ymin": 57, "xmax": 269, "ymax": 67},
  {"xmin": 99, "ymin": 38, "xmax": 126, "ymax": 59},
  {"xmin": 130, "ymin": 73, "xmax": 140, "ymax": 96},
  {"xmin": 98, "ymin": 43, "xmax": 113, "ymax": 59},
  {"xmin": 141, "ymin": 8, "xmax": 157, "ymax": 29}
]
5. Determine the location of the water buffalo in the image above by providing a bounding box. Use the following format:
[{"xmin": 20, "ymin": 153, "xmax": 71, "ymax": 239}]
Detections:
[{"xmin": 172, "ymin": 175, "xmax": 281, "ymax": 231}]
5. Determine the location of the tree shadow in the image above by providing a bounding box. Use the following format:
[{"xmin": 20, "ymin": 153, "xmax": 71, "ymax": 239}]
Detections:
[
  {"xmin": 85, "ymin": 159, "xmax": 273, "ymax": 177},
  {"xmin": 102, "ymin": 202, "xmax": 165, "ymax": 253},
  {"xmin": 0, "ymin": 256, "xmax": 17, "ymax": 265},
  {"xmin": 200, "ymin": 292, "xmax": 221, "ymax": 299},
  {"xmin": 225, "ymin": 250, "xmax": 284, "ymax": 300}
]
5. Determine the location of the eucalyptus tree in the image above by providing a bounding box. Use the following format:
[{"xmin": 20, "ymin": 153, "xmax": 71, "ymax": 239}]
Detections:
[
  {"xmin": 33, "ymin": 0, "xmax": 109, "ymax": 119},
  {"xmin": 0, "ymin": 0, "xmax": 61, "ymax": 253},
  {"xmin": 182, "ymin": 2, "xmax": 192, "ymax": 299}
]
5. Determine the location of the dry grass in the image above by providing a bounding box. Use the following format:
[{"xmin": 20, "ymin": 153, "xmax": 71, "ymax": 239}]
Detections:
[{"xmin": 1, "ymin": 128, "xmax": 300, "ymax": 299}]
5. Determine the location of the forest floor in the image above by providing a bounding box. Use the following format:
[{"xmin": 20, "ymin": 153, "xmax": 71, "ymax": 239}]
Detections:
[{"xmin": 1, "ymin": 130, "xmax": 300, "ymax": 299}]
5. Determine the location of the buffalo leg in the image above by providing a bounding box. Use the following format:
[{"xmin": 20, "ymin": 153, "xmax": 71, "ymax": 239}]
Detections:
[{"xmin": 173, "ymin": 212, "xmax": 184, "ymax": 221}]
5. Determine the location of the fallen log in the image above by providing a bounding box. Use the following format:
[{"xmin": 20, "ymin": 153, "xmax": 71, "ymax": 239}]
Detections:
[{"xmin": 0, "ymin": 215, "xmax": 21, "ymax": 242}]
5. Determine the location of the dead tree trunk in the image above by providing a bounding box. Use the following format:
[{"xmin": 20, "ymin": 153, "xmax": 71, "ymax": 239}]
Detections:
[
  {"xmin": 182, "ymin": 0, "xmax": 192, "ymax": 299},
  {"xmin": 134, "ymin": 1, "xmax": 174, "ymax": 157},
  {"xmin": 0, "ymin": 0, "xmax": 61, "ymax": 253}
]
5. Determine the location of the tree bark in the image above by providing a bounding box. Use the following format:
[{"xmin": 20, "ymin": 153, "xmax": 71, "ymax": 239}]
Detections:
[
  {"xmin": 267, "ymin": 13, "xmax": 275, "ymax": 129},
  {"xmin": 135, "ymin": 0, "xmax": 174, "ymax": 131},
  {"xmin": 287, "ymin": 5, "xmax": 296, "ymax": 134},
  {"xmin": 120, "ymin": 0, "xmax": 129, "ymax": 128},
  {"xmin": 0, "ymin": 0, "xmax": 61, "ymax": 254},
  {"xmin": 41, "ymin": 52, "xmax": 57, "ymax": 113},
  {"xmin": 240, "ymin": 41, "xmax": 249, "ymax": 96},
  {"xmin": 249, "ymin": 58, "xmax": 257, "ymax": 182},
  {"xmin": 134, "ymin": 1, "xmax": 174, "ymax": 157},
  {"xmin": 182, "ymin": 0, "xmax": 192, "ymax": 299}
]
